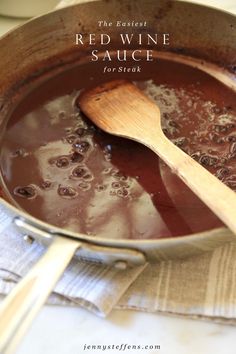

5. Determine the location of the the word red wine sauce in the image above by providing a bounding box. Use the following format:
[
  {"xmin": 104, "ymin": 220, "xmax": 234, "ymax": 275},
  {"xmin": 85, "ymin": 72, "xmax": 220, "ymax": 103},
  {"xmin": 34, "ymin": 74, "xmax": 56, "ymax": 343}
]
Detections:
[{"xmin": 1, "ymin": 59, "xmax": 236, "ymax": 239}]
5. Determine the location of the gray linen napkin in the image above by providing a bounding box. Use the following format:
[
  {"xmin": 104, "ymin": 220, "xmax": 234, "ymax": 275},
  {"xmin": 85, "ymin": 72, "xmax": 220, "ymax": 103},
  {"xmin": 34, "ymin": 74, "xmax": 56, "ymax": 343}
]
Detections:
[{"xmin": 1, "ymin": 203, "xmax": 236, "ymax": 324}]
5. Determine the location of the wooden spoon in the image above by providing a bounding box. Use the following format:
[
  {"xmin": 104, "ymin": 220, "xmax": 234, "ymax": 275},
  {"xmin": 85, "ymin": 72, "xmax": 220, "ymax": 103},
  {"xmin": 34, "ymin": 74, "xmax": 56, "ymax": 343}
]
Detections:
[{"xmin": 79, "ymin": 80, "xmax": 236, "ymax": 235}]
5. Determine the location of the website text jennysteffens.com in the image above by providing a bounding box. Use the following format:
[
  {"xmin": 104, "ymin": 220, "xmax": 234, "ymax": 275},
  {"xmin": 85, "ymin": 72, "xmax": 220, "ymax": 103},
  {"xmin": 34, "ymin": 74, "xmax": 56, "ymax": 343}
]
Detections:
[{"xmin": 83, "ymin": 343, "xmax": 161, "ymax": 351}]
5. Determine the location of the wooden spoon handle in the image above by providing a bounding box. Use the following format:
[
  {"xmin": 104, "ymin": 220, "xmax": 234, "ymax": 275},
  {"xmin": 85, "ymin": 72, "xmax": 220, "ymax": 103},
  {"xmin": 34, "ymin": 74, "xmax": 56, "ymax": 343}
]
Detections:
[
  {"xmin": 150, "ymin": 135, "xmax": 236, "ymax": 234},
  {"xmin": 0, "ymin": 236, "xmax": 80, "ymax": 354}
]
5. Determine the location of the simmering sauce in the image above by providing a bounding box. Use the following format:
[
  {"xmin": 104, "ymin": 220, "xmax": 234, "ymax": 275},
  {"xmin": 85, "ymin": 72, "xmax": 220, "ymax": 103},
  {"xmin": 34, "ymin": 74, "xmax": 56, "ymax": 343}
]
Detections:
[{"xmin": 1, "ymin": 59, "xmax": 236, "ymax": 239}]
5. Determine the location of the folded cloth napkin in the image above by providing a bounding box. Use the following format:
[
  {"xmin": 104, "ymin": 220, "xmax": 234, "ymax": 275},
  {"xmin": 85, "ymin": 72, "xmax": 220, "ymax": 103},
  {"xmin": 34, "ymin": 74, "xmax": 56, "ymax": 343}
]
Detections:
[
  {"xmin": 1, "ymin": 0, "xmax": 236, "ymax": 326},
  {"xmin": 1, "ymin": 203, "xmax": 236, "ymax": 325}
]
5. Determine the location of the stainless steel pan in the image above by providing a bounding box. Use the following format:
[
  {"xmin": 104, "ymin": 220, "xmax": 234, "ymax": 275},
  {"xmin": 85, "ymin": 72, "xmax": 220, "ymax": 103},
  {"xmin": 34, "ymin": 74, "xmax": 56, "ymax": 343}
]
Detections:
[{"xmin": 0, "ymin": 0, "xmax": 236, "ymax": 352}]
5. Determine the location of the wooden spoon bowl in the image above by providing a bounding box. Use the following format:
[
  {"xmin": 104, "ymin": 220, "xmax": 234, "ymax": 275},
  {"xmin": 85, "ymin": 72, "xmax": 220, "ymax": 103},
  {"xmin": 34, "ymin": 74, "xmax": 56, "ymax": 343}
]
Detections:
[{"xmin": 79, "ymin": 80, "xmax": 236, "ymax": 235}]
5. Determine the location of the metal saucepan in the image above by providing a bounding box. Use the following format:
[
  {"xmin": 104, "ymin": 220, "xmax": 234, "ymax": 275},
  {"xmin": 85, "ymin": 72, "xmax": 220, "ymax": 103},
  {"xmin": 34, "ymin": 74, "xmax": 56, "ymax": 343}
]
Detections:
[{"xmin": 0, "ymin": 0, "xmax": 236, "ymax": 352}]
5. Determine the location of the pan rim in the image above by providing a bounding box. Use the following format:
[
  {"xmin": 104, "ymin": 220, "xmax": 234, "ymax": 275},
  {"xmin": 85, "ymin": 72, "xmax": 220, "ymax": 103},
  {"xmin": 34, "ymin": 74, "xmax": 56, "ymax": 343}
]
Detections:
[{"xmin": 0, "ymin": 197, "xmax": 232, "ymax": 247}]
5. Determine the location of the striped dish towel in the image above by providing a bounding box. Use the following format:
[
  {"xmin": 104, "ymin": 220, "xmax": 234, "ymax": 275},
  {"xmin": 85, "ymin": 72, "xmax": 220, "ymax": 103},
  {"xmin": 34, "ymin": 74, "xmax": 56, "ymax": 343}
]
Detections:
[{"xmin": 1, "ymin": 203, "xmax": 236, "ymax": 324}]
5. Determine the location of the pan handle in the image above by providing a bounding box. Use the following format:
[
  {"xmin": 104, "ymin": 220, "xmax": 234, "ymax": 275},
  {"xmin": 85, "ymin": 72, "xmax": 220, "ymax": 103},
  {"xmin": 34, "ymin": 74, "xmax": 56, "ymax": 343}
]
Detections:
[{"xmin": 0, "ymin": 236, "xmax": 80, "ymax": 354}]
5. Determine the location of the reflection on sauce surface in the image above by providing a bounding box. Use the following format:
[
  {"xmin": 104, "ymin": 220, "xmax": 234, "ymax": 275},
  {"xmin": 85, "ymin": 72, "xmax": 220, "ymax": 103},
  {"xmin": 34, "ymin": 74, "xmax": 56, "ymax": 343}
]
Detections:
[{"xmin": 1, "ymin": 59, "xmax": 236, "ymax": 239}]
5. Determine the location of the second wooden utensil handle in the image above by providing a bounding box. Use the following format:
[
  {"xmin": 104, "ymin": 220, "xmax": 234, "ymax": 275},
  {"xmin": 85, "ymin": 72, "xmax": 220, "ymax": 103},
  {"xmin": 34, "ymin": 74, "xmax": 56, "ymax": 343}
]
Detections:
[
  {"xmin": 150, "ymin": 135, "xmax": 236, "ymax": 235},
  {"xmin": 0, "ymin": 236, "xmax": 80, "ymax": 354}
]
